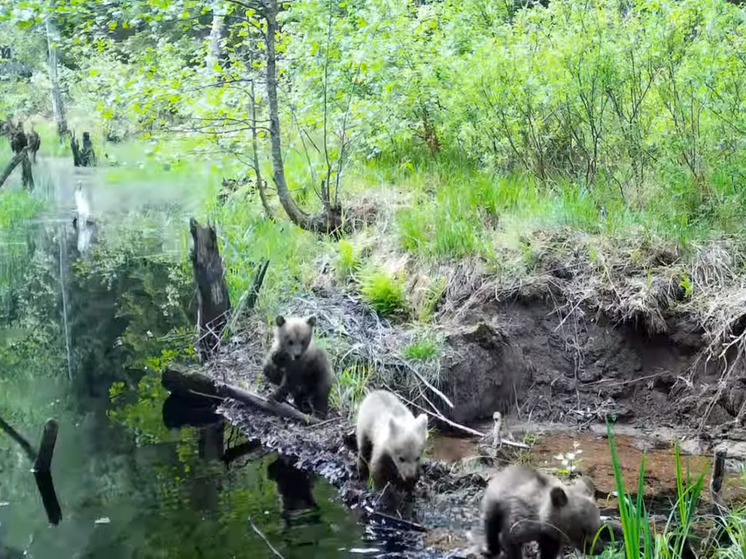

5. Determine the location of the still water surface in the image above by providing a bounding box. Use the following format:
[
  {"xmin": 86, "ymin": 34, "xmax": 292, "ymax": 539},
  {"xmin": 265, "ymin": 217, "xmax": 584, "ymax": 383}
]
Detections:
[{"xmin": 0, "ymin": 161, "xmax": 373, "ymax": 558}]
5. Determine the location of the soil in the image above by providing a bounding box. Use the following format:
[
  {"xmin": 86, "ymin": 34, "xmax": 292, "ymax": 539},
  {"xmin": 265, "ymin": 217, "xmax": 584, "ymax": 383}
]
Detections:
[
  {"xmin": 441, "ymin": 297, "xmax": 712, "ymax": 429},
  {"xmin": 189, "ymin": 287, "xmax": 746, "ymax": 557}
]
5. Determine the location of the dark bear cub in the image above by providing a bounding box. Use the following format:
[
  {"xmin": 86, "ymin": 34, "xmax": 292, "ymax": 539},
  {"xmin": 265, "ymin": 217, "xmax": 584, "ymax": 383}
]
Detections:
[
  {"xmin": 481, "ymin": 465, "xmax": 606, "ymax": 559},
  {"xmin": 262, "ymin": 315, "xmax": 333, "ymax": 419}
]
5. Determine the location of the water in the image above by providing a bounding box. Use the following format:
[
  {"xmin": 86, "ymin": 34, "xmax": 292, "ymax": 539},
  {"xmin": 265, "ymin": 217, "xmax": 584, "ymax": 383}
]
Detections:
[{"xmin": 0, "ymin": 159, "xmax": 372, "ymax": 558}]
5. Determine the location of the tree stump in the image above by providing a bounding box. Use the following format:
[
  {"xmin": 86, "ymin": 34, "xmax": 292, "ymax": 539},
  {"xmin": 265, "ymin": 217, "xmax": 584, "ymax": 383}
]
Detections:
[
  {"xmin": 70, "ymin": 131, "xmax": 97, "ymax": 167},
  {"xmin": 189, "ymin": 218, "xmax": 231, "ymax": 358}
]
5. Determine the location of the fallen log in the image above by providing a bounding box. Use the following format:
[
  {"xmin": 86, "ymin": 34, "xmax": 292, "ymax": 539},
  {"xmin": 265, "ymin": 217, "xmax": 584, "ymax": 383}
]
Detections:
[
  {"xmin": 0, "ymin": 146, "xmax": 28, "ymax": 188},
  {"xmin": 162, "ymin": 365, "xmax": 321, "ymax": 425}
]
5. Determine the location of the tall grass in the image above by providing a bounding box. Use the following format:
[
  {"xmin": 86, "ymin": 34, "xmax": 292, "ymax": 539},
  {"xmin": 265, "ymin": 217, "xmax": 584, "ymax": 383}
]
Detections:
[{"xmin": 606, "ymin": 421, "xmax": 706, "ymax": 559}]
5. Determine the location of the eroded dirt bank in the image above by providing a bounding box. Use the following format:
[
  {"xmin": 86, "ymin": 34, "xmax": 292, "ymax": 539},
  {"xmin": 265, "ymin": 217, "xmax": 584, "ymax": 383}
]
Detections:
[{"xmin": 188, "ymin": 281, "xmax": 746, "ymax": 557}]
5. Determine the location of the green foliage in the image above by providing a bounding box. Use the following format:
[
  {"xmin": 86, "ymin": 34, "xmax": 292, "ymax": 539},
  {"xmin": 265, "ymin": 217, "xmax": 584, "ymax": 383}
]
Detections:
[
  {"xmin": 331, "ymin": 363, "xmax": 370, "ymax": 418},
  {"xmin": 606, "ymin": 421, "xmax": 706, "ymax": 559},
  {"xmin": 335, "ymin": 239, "xmax": 358, "ymax": 279},
  {"xmin": 359, "ymin": 269, "xmax": 406, "ymax": 317},
  {"xmin": 402, "ymin": 335, "xmax": 441, "ymax": 362}
]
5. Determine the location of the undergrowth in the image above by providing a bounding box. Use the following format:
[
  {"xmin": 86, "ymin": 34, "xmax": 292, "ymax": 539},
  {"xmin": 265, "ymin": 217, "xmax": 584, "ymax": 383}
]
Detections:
[
  {"xmin": 359, "ymin": 269, "xmax": 407, "ymax": 317},
  {"xmin": 605, "ymin": 421, "xmax": 707, "ymax": 559}
]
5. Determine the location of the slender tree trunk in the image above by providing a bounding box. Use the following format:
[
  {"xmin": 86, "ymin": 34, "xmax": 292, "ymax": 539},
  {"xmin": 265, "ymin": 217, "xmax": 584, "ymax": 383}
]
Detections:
[
  {"xmin": 249, "ymin": 68, "xmax": 274, "ymax": 220},
  {"xmin": 205, "ymin": 1, "xmax": 223, "ymax": 72},
  {"xmin": 45, "ymin": 18, "xmax": 68, "ymax": 142},
  {"xmin": 264, "ymin": 0, "xmax": 309, "ymax": 227},
  {"xmin": 263, "ymin": 0, "xmax": 343, "ymax": 235}
]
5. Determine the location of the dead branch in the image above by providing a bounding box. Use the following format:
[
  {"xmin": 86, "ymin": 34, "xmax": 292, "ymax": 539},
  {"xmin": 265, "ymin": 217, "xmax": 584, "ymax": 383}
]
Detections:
[
  {"xmin": 249, "ymin": 517, "xmax": 285, "ymax": 558},
  {"xmin": 0, "ymin": 146, "xmax": 29, "ymax": 188},
  {"xmin": 162, "ymin": 365, "xmax": 321, "ymax": 425},
  {"xmin": 0, "ymin": 414, "xmax": 36, "ymax": 461}
]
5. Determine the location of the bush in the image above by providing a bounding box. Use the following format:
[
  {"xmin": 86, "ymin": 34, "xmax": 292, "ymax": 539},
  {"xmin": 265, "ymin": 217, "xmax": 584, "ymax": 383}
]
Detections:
[{"xmin": 359, "ymin": 270, "xmax": 407, "ymax": 317}]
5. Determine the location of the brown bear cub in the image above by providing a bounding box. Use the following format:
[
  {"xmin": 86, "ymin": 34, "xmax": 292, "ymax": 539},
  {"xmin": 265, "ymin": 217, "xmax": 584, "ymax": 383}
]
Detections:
[
  {"xmin": 262, "ymin": 315, "xmax": 333, "ymax": 419},
  {"xmin": 481, "ymin": 465, "xmax": 605, "ymax": 559},
  {"xmin": 355, "ymin": 390, "xmax": 428, "ymax": 491}
]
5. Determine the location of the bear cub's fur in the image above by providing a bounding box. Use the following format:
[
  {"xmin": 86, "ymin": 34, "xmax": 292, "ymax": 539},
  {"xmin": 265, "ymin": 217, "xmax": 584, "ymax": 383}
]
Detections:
[
  {"xmin": 262, "ymin": 315, "xmax": 333, "ymax": 419},
  {"xmin": 355, "ymin": 390, "xmax": 428, "ymax": 490},
  {"xmin": 481, "ymin": 465, "xmax": 605, "ymax": 559}
]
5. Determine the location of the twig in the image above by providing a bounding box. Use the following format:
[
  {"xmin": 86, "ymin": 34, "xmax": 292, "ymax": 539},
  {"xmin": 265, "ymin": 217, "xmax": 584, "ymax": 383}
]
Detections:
[
  {"xmin": 364, "ymin": 506, "xmax": 428, "ymax": 533},
  {"xmin": 305, "ymin": 416, "xmax": 344, "ymax": 430},
  {"xmin": 402, "ymin": 361, "xmax": 454, "ymax": 409},
  {"xmin": 0, "ymin": 415, "xmax": 36, "ymax": 462},
  {"xmin": 710, "ymin": 449, "xmax": 727, "ymax": 516},
  {"xmin": 249, "ymin": 517, "xmax": 285, "ymax": 559},
  {"xmin": 395, "ymin": 390, "xmax": 488, "ymax": 439}
]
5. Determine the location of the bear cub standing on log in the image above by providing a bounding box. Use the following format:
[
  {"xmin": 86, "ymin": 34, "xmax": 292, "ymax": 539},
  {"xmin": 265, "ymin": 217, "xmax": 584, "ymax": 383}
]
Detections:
[
  {"xmin": 355, "ymin": 390, "xmax": 428, "ymax": 490},
  {"xmin": 262, "ymin": 315, "xmax": 333, "ymax": 419},
  {"xmin": 481, "ymin": 465, "xmax": 606, "ymax": 559}
]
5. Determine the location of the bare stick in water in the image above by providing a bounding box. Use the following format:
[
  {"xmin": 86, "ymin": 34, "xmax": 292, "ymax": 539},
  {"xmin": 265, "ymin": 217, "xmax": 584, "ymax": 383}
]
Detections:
[{"xmin": 249, "ymin": 517, "xmax": 285, "ymax": 559}]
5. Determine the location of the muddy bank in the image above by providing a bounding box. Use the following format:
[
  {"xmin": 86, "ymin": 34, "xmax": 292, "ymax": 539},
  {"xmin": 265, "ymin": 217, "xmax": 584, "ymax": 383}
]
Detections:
[{"xmin": 192, "ymin": 283, "xmax": 746, "ymax": 556}]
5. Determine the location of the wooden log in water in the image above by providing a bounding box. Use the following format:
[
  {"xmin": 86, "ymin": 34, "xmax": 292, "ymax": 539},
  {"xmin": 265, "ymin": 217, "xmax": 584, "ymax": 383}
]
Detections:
[
  {"xmin": 189, "ymin": 218, "xmax": 231, "ymax": 359},
  {"xmin": 162, "ymin": 365, "xmax": 321, "ymax": 425},
  {"xmin": 33, "ymin": 419, "xmax": 59, "ymax": 474},
  {"xmin": 34, "ymin": 471, "xmax": 62, "ymax": 525},
  {"xmin": 0, "ymin": 146, "xmax": 29, "ymax": 189},
  {"xmin": 0, "ymin": 415, "xmax": 62, "ymax": 525}
]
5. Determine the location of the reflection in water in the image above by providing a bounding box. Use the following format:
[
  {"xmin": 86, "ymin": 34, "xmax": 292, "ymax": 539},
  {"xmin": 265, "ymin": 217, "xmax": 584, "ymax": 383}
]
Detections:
[
  {"xmin": 267, "ymin": 456, "xmax": 320, "ymax": 524},
  {"xmin": 0, "ymin": 187, "xmax": 370, "ymax": 558}
]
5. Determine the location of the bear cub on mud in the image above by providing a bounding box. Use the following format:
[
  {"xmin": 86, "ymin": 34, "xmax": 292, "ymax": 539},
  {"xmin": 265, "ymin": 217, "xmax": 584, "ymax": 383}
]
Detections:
[
  {"xmin": 481, "ymin": 465, "xmax": 606, "ymax": 559},
  {"xmin": 262, "ymin": 315, "xmax": 333, "ymax": 419},
  {"xmin": 355, "ymin": 390, "xmax": 428, "ymax": 491}
]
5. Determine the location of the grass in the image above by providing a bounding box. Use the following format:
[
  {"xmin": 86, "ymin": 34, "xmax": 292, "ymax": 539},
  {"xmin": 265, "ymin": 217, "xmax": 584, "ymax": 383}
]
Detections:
[
  {"xmin": 606, "ymin": 421, "xmax": 707, "ymax": 559},
  {"xmin": 335, "ymin": 239, "xmax": 358, "ymax": 280},
  {"xmin": 359, "ymin": 269, "xmax": 407, "ymax": 317},
  {"xmin": 402, "ymin": 335, "xmax": 441, "ymax": 361},
  {"xmin": 331, "ymin": 363, "xmax": 371, "ymax": 418}
]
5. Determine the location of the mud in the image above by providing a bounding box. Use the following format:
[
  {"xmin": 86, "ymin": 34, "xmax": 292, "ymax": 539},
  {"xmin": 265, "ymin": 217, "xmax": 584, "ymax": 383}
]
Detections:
[
  {"xmin": 440, "ymin": 298, "xmax": 710, "ymax": 428},
  {"xmin": 198, "ymin": 289, "xmax": 746, "ymax": 557}
]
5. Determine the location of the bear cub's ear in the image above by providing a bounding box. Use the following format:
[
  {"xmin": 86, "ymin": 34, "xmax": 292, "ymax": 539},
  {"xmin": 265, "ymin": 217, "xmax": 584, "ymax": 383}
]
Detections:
[
  {"xmin": 413, "ymin": 414, "xmax": 428, "ymax": 439},
  {"xmin": 550, "ymin": 486, "xmax": 569, "ymax": 508},
  {"xmin": 306, "ymin": 316, "xmax": 317, "ymax": 327},
  {"xmin": 275, "ymin": 315, "xmax": 286, "ymax": 327}
]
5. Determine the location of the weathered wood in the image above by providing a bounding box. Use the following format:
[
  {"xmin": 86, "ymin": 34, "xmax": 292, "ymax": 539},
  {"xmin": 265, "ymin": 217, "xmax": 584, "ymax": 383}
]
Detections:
[
  {"xmin": 0, "ymin": 146, "xmax": 29, "ymax": 189},
  {"xmin": 162, "ymin": 393, "xmax": 222, "ymax": 429},
  {"xmin": 0, "ymin": 413, "xmax": 36, "ymax": 461},
  {"xmin": 33, "ymin": 419, "xmax": 59, "ymax": 474},
  {"xmin": 163, "ymin": 365, "xmax": 321, "ymax": 425},
  {"xmin": 34, "ymin": 471, "xmax": 62, "ymax": 525},
  {"xmin": 0, "ymin": 415, "xmax": 62, "ymax": 525},
  {"xmin": 71, "ymin": 131, "xmax": 96, "ymax": 167},
  {"xmin": 190, "ymin": 218, "xmax": 231, "ymax": 358},
  {"xmin": 20, "ymin": 152, "xmax": 33, "ymax": 189},
  {"xmin": 246, "ymin": 259, "xmax": 269, "ymax": 310},
  {"xmin": 27, "ymin": 128, "xmax": 40, "ymax": 164},
  {"xmin": 711, "ymin": 449, "xmax": 726, "ymax": 513}
]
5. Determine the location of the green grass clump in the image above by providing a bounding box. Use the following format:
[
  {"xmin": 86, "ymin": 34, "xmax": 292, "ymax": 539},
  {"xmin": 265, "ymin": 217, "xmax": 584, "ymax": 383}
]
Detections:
[
  {"xmin": 359, "ymin": 270, "xmax": 407, "ymax": 317},
  {"xmin": 331, "ymin": 363, "xmax": 370, "ymax": 418},
  {"xmin": 403, "ymin": 335, "xmax": 441, "ymax": 361},
  {"xmin": 606, "ymin": 421, "xmax": 705, "ymax": 559},
  {"xmin": 335, "ymin": 239, "xmax": 358, "ymax": 279}
]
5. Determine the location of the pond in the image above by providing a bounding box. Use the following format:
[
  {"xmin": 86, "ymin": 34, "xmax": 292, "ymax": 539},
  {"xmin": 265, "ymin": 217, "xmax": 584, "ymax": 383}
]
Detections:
[{"xmin": 0, "ymin": 161, "xmax": 380, "ymax": 558}]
